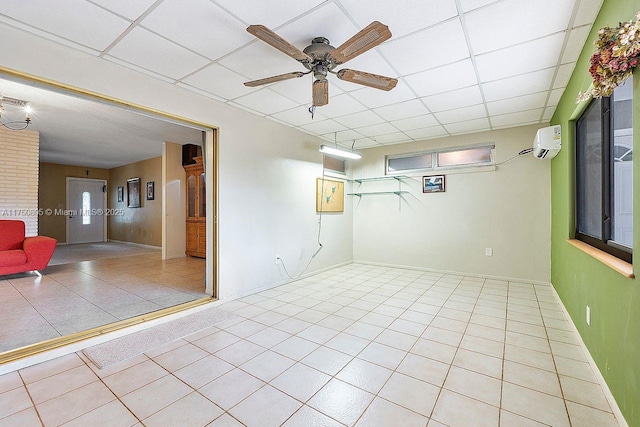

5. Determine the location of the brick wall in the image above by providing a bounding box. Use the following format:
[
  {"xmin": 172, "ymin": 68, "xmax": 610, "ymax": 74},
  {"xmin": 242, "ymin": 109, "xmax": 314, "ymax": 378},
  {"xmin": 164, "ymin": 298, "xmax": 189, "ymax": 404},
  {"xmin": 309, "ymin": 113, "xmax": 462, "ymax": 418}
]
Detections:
[{"xmin": 0, "ymin": 128, "xmax": 39, "ymax": 236}]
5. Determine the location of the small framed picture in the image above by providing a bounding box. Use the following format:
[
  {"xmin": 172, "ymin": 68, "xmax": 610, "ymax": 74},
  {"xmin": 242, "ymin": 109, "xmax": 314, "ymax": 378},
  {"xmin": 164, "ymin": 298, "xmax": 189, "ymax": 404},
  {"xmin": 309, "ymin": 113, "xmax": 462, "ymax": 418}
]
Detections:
[
  {"xmin": 117, "ymin": 186, "xmax": 124, "ymax": 203},
  {"xmin": 127, "ymin": 177, "xmax": 141, "ymax": 208},
  {"xmin": 423, "ymin": 175, "xmax": 445, "ymax": 193},
  {"xmin": 146, "ymin": 181, "xmax": 155, "ymax": 200}
]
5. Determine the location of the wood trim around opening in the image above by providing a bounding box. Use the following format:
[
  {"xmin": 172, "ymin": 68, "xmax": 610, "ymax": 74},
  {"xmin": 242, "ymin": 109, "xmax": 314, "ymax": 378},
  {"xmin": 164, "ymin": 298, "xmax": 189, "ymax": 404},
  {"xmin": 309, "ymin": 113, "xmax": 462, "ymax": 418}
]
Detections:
[{"xmin": 567, "ymin": 239, "xmax": 634, "ymax": 279}]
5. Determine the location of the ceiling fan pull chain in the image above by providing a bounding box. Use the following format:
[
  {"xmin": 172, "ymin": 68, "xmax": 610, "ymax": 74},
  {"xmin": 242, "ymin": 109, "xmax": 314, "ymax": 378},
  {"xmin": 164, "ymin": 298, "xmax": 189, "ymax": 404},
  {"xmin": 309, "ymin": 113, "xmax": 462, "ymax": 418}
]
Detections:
[{"xmin": 308, "ymin": 105, "xmax": 316, "ymax": 119}]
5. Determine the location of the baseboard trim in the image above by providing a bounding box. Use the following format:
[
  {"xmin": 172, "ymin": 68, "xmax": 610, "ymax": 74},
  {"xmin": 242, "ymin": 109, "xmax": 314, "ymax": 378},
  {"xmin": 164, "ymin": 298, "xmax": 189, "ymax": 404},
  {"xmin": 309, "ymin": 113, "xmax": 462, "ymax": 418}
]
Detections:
[
  {"xmin": 353, "ymin": 260, "xmax": 551, "ymax": 285},
  {"xmin": 107, "ymin": 239, "xmax": 161, "ymax": 250},
  {"xmin": 549, "ymin": 284, "xmax": 629, "ymax": 427}
]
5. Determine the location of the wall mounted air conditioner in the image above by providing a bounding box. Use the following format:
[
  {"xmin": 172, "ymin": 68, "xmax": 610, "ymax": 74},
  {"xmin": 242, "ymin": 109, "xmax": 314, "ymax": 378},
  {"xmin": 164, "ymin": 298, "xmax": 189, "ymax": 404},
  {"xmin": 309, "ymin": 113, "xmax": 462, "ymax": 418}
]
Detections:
[{"xmin": 533, "ymin": 125, "xmax": 562, "ymax": 159}]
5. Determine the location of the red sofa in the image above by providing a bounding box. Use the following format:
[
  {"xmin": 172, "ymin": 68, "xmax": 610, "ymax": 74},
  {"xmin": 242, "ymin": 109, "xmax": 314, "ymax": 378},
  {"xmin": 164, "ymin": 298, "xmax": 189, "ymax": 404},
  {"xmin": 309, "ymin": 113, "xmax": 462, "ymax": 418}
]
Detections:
[{"xmin": 0, "ymin": 220, "xmax": 57, "ymax": 276}]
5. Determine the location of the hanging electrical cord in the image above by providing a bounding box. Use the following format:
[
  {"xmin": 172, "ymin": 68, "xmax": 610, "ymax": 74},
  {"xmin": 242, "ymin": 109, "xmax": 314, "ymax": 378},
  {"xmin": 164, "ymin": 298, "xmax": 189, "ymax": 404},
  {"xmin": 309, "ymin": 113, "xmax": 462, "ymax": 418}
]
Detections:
[{"xmin": 495, "ymin": 148, "xmax": 534, "ymax": 165}]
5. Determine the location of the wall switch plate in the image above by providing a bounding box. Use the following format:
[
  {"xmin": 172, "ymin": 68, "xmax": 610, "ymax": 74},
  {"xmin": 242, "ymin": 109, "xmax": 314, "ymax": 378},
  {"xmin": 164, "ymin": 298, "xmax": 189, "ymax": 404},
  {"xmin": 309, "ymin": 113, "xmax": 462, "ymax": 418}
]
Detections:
[
  {"xmin": 586, "ymin": 306, "xmax": 591, "ymax": 325},
  {"xmin": 485, "ymin": 248, "xmax": 493, "ymax": 256}
]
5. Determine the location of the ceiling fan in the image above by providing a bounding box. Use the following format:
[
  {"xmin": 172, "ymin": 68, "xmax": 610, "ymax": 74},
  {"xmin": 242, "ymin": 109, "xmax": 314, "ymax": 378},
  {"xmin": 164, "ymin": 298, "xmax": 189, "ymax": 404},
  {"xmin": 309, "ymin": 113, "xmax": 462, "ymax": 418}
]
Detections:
[{"xmin": 244, "ymin": 21, "xmax": 398, "ymax": 107}]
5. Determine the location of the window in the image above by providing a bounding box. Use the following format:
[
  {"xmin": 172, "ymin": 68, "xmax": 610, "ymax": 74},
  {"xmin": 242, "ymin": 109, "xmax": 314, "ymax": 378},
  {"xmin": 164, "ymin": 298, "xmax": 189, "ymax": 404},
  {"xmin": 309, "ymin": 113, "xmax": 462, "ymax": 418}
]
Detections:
[
  {"xmin": 575, "ymin": 77, "xmax": 633, "ymax": 262},
  {"xmin": 82, "ymin": 191, "xmax": 91, "ymax": 225},
  {"xmin": 386, "ymin": 145, "xmax": 494, "ymax": 174}
]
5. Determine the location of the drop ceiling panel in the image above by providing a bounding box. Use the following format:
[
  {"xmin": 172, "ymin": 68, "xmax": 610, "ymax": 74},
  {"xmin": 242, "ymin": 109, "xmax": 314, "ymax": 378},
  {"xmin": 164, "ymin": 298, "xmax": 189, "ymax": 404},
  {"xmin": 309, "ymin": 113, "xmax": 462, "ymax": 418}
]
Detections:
[
  {"xmin": 270, "ymin": 107, "xmax": 327, "ymax": 127},
  {"xmin": 0, "ymin": 0, "xmax": 129, "ymax": 51},
  {"xmin": 319, "ymin": 93, "xmax": 368, "ymax": 119},
  {"xmin": 486, "ymin": 92, "xmax": 548, "ymax": 116},
  {"xmin": 355, "ymin": 122, "xmax": 401, "ymax": 137},
  {"xmin": 233, "ymin": 88, "xmax": 299, "ymax": 115},
  {"xmin": 465, "ymin": 0, "xmax": 574, "ymax": 54},
  {"xmin": 140, "ymin": 0, "xmax": 252, "ymax": 61},
  {"xmin": 491, "ymin": 108, "xmax": 544, "ymax": 127},
  {"xmin": 561, "ymin": 26, "xmax": 592, "ymax": 64},
  {"xmin": 373, "ymin": 100, "xmax": 430, "ymax": 122},
  {"xmin": 421, "ymin": 85, "xmax": 483, "ymax": 112},
  {"xmin": 379, "ymin": 19, "xmax": 470, "ymax": 76},
  {"xmin": 374, "ymin": 132, "xmax": 412, "ymax": 144},
  {"xmin": 404, "ymin": 59, "xmax": 478, "ymax": 98},
  {"xmin": 352, "ymin": 138, "xmax": 382, "ymax": 148},
  {"xmin": 574, "ymin": 0, "xmax": 604, "ymax": 27},
  {"xmin": 334, "ymin": 110, "xmax": 385, "ymax": 128},
  {"xmin": 214, "ymin": 0, "xmax": 325, "ymax": 29},
  {"xmin": 459, "ymin": 0, "xmax": 501, "ymax": 12},
  {"xmin": 106, "ymin": 27, "xmax": 210, "ymax": 80},
  {"xmin": 444, "ymin": 117, "xmax": 490, "ymax": 134},
  {"xmin": 349, "ymin": 82, "xmax": 416, "ymax": 108},
  {"xmin": 219, "ymin": 41, "xmax": 304, "ymax": 80},
  {"xmin": 553, "ymin": 63, "xmax": 577, "ymax": 89},
  {"xmin": 270, "ymin": 76, "xmax": 325, "ymax": 105},
  {"xmin": 89, "ymin": 0, "xmax": 157, "ymax": 21},
  {"xmin": 543, "ymin": 106, "xmax": 556, "ymax": 121},
  {"xmin": 300, "ymin": 119, "xmax": 348, "ymax": 135},
  {"xmin": 181, "ymin": 64, "xmax": 258, "ymax": 100},
  {"xmin": 547, "ymin": 88, "xmax": 564, "ymax": 106},
  {"xmin": 406, "ymin": 125, "xmax": 449, "ymax": 140},
  {"xmin": 435, "ymin": 104, "xmax": 487, "ymax": 124},
  {"xmin": 339, "ymin": 0, "xmax": 458, "ymax": 38},
  {"xmin": 482, "ymin": 68, "xmax": 555, "ymax": 101},
  {"xmin": 475, "ymin": 33, "xmax": 565, "ymax": 81},
  {"xmin": 322, "ymin": 129, "xmax": 366, "ymax": 142},
  {"xmin": 390, "ymin": 114, "xmax": 439, "ymax": 132}
]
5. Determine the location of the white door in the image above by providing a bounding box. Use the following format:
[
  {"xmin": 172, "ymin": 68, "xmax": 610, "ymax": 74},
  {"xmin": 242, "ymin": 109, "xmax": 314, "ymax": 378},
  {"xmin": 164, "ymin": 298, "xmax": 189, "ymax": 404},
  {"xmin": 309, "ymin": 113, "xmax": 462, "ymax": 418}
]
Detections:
[{"xmin": 67, "ymin": 178, "xmax": 107, "ymax": 244}]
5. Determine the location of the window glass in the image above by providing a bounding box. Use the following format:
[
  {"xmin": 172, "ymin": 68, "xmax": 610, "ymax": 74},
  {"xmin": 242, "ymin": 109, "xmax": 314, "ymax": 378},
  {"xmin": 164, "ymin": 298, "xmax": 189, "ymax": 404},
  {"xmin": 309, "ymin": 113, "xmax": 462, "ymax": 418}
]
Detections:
[
  {"xmin": 82, "ymin": 191, "xmax": 91, "ymax": 225},
  {"xmin": 612, "ymin": 78, "xmax": 633, "ymax": 248},
  {"xmin": 437, "ymin": 147, "xmax": 492, "ymax": 167},
  {"xmin": 387, "ymin": 153, "xmax": 432, "ymax": 173},
  {"xmin": 323, "ymin": 155, "xmax": 346, "ymax": 174}
]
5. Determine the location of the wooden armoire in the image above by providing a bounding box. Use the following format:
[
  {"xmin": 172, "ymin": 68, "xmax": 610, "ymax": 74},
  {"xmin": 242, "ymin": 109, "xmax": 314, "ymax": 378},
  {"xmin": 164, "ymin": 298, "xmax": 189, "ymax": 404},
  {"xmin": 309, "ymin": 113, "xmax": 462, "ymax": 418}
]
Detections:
[{"xmin": 184, "ymin": 156, "xmax": 206, "ymax": 258}]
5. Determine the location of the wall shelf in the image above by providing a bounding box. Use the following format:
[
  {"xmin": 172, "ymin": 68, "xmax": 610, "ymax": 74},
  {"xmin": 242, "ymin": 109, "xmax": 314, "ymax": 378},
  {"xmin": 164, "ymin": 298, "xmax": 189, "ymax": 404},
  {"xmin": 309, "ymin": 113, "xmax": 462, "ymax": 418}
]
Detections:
[
  {"xmin": 348, "ymin": 176, "xmax": 410, "ymax": 211},
  {"xmin": 348, "ymin": 191, "xmax": 409, "ymax": 197},
  {"xmin": 348, "ymin": 175, "xmax": 409, "ymax": 184}
]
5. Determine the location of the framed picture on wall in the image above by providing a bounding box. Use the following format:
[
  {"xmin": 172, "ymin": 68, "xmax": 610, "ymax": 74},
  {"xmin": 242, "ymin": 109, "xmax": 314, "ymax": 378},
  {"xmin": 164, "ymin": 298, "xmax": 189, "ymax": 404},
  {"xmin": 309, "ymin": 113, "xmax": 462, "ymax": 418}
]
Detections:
[
  {"xmin": 117, "ymin": 186, "xmax": 124, "ymax": 203},
  {"xmin": 423, "ymin": 175, "xmax": 445, "ymax": 193},
  {"xmin": 127, "ymin": 177, "xmax": 141, "ymax": 208},
  {"xmin": 146, "ymin": 181, "xmax": 154, "ymax": 200},
  {"xmin": 316, "ymin": 177, "xmax": 345, "ymax": 212}
]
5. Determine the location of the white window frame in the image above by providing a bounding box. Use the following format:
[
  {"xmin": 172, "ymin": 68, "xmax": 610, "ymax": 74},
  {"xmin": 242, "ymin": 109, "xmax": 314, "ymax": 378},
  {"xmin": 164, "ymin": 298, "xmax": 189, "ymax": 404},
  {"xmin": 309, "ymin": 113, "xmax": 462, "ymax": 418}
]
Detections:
[{"xmin": 386, "ymin": 143, "xmax": 495, "ymax": 175}]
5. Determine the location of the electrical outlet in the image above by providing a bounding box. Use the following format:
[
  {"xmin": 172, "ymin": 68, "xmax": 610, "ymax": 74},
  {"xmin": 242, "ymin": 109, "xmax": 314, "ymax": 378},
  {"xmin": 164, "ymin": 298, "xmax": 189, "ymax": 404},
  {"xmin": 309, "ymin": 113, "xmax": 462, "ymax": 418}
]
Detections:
[
  {"xmin": 586, "ymin": 306, "xmax": 591, "ymax": 325},
  {"xmin": 485, "ymin": 248, "xmax": 493, "ymax": 256},
  {"xmin": 275, "ymin": 255, "xmax": 280, "ymax": 265}
]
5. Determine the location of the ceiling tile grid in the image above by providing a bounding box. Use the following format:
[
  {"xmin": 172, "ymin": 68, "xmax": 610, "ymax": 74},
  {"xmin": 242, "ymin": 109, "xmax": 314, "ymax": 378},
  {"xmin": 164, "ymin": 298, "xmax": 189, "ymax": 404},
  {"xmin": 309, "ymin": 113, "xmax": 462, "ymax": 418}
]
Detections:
[{"xmin": 0, "ymin": 0, "xmax": 605, "ymax": 148}]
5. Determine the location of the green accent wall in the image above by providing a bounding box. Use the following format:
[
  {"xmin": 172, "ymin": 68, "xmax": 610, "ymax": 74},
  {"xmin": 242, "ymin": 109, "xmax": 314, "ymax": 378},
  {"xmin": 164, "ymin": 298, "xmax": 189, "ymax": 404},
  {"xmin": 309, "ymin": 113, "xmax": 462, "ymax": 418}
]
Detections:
[{"xmin": 551, "ymin": 0, "xmax": 640, "ymax": 425}]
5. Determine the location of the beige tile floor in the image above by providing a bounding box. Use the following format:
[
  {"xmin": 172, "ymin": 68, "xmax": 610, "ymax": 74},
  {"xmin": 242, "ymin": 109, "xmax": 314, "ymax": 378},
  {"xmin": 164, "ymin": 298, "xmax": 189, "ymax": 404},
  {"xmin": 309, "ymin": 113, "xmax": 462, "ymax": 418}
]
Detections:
[
  {"xmin": 0, "ymin": 253, "xmax": 207, "ymax": 352},
  {"xmin": 0, "ymin": 263, "xmax": 622, "ymax": 426}
]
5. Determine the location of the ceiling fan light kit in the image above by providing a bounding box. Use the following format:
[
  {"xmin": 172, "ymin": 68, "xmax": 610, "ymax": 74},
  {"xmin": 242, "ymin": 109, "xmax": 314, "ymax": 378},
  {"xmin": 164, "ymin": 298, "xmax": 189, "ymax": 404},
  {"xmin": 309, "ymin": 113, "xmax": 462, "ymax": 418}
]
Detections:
[{"xmin": 244, "ymin": 21, "xmax": 398, "ymax": 107}]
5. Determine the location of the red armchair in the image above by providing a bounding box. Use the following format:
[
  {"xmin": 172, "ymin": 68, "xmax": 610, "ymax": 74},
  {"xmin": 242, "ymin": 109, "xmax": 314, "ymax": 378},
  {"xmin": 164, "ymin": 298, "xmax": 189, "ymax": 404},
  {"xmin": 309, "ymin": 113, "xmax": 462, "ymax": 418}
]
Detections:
[{"xmin": 0, "ymin": 220, "xmax": 57, "ymax": 276}]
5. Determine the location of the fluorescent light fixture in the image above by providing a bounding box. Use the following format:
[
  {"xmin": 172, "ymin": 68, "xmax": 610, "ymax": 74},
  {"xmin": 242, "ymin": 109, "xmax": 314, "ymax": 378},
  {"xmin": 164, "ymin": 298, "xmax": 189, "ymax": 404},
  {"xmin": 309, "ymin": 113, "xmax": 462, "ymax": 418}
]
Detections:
[{"xmin": 319, "ymin": 144, "xmax": 362, "ymax": 160}]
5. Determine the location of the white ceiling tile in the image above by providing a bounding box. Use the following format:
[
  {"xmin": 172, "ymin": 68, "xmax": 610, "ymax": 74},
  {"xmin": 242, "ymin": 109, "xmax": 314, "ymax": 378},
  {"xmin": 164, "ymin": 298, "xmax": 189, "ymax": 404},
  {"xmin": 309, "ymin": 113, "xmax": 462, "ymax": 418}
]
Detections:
[
  {"xmin": 0, "ymin": 0, "xmax": 129, "ymax": 51},
  {"xmin": 445, "ymin": 118, "xmax": 490, "ymax": 135},
  {"xmin": 435, "ymin": 104, "xmax": 487, "ymax": 124},
  {"xmin": 553, "ymin": 62, "xmax": 577, "ymax": 89},
  {"xmin": 379, "ymin": 19, "xmax": 470, "ymax": 75},
  {"xmin": 543, "ymin": 106, "xmax": 557, "ymax": 121},
  {"xmin": 270, "ymin": 106, "xmax": 327, "ymax": 127},
  {"xmin": 405, "ymin": 125, "xmax": 449, "ymax": 140},
  {"xmin": 339, "ymin": 0, "xmax": 458, "ymax": 38},
  {"xmin": 490, "ymin": 109, "xmax": 544, "ymax": 127},
  {"xmin": 353, "ymin": 138, "xmax": 382, "ymax": 149},
  {"xmin": 181, "ymin": 64, "xmax": 259, "ymax": 100},
  {"xmin": 574, "ymin": 0, "xmax": 604, "ymax": 27},
  {"xmin": 404, "ymin": 59, "xmax": 477, "ymax": 97},
  {"xmin": 270, "ymin": 75, "xmax": 320, "ymax": 104},
  {"xmin": 89, "ymin": 0, "xmax": 156, "ymax": 20},
  {"xmin": 482, "ymin": 68, "xmax": 555, "ymax": 101},
  {"xmin": 321, "ymin": 129, "xmax": 366, "ymax": 143},
  {"xmin": 140, "ymin": 0, "xmax": 252, "ymax": 61},
  {"xmin": 475, "ymin": 33, "xmax": 565, "ymax": 81},
  {"xmin": 373, "ymin": 99, "xmax": 430, "ymax": 121},
  {"xmin": 390, "ymin": 114, "xmax": 439, "ymax": 131},
  {"xmin": 299, "ymin": 119, "xmax": 348, "ymax": 134},
  {"xmin": 103, "ymin": 55, "xmax": 175, "ymax": 83},
  {"xmin": 465, "ymin": 0, "xmax": 574, "ymax": 54},
  {"xmin": 334, "ymin": 110, "xmax": 385, "ymax": 128},
  {"xmin": 175, "ymin": 82, "xmax": 228, "ymax": 103},
  {"xmin": 226, "ymin": 101, "xmax": 266, "ymax": 116},
  {"xmin": 459, "ymin": 0, "xmax": 501, "ymax": 12},
  {"xmin": 278, "ymin": 3, "xmax": 357, "ymax": 49},
  {"xmin": 348, "ymin": 81, "xmax": 415, "ymax": 108},
  {"xmin": 233, "ymin": 88, "xmax": 299, "ymax": 114},
  {"xmin": 547, "ymin": 88, "xmax": 564, "ymax": 106},
  {"xmin": 356, "ymin": 122, "xmax": 400, "ymax": 137},
  {"xmin": 561, "ymin": 25, "xmax": 592, "ymax": 64},
  {"xmin": 107, "ymin": 27, "xmax": 210, "ymax": 80},
  {"xmin": 333, "ymin": 51, "xmax": 398, "ymax": 85},
  {"xmin": 492, "ymin": 120, "xmax": 540, "ymax": 130},
  {"xmin": 486, "ymin": 92, "xmax": 548, "ymax": 116},
  {"xmin": 318, "ymin": 93, "xmax": 368, "ymax": 118},
  {"xmin": 373, "ymin": 132, "xmax": 412, "ymax": 144},
  {"xmin": 421, "ymin": 85, "xmax": 483, "ymax": 112},
  {"xmin": 215, "ymin": 0, "xmax": 325, "ymax": 29}
]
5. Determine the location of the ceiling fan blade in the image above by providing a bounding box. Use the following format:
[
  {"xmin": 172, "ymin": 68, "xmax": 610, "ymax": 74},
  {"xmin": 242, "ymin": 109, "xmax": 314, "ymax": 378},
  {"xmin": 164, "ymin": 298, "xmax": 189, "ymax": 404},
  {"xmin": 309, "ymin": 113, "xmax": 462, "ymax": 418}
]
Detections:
[
  {"xmin": 244, "ymin": 71, "xmax": 307, "ymax": 87},
  {"xmin": 247, "ymin": 25, "xmax": 312, "ymax": 63},
  {"xmin": 336, "ymin": 69, "xmax": 398, "ymax": 91},
  {"xmin": 313, "ymin": 79, "xmax": 328, "ymax": 106},
  {"xmin": 328, "ymin": 21, "xmax": 391, "ymax": 65}
]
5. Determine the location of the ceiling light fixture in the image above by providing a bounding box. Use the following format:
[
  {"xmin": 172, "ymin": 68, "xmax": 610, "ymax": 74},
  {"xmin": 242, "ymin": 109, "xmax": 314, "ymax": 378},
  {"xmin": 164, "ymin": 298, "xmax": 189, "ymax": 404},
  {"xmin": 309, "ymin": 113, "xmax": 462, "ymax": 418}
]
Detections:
[
  {"xmin": 0, "ymin": 94, "xmax": 33, "ymax": 130},
  {"xmin": 319, "ymin": 144, "xmax": 362, "ymax": 160}
]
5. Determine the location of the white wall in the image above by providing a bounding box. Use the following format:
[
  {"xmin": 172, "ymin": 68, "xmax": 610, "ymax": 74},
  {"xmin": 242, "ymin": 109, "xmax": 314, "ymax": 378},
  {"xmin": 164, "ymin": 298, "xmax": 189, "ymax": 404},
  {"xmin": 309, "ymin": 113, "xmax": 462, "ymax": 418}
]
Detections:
[
  {"xmin": 0, "ymin": 25, "xmax": 353, "ymax": 299},
  {"xmin": 162, "ymin": 141, "xmax": 187, "ymax": 260},
  {"xmin": 352, "ymin": 125, "xmax": 551, "ymax": 282}
]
